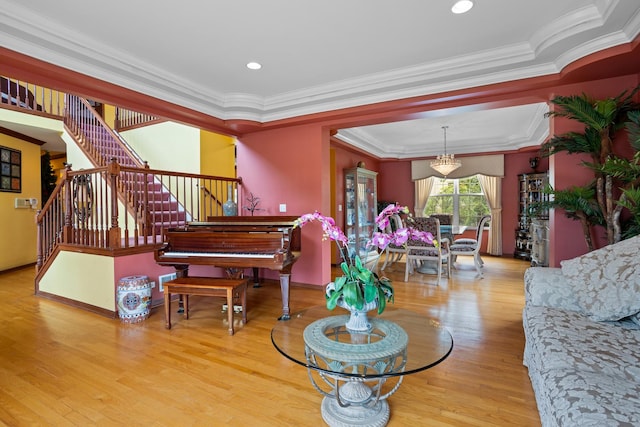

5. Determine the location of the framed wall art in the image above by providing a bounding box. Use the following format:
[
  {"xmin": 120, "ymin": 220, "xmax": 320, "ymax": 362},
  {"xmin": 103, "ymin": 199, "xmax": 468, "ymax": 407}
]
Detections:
[{"xmin": 0, "ymin": 146, "xmax": 21, "ymax": 192}]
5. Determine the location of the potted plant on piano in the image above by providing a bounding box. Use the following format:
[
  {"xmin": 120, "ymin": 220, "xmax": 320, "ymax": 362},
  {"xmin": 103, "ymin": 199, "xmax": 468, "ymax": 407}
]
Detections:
[{"xmin": 293, "ymin": 204, "xmax": 434, "ymax": 331}]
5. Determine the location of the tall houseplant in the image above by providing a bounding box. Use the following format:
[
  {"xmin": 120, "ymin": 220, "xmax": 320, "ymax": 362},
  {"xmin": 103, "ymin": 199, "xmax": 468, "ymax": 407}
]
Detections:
[{"xmin": 539, "ymin": 86, "xmax": 640, "ymax": 249}]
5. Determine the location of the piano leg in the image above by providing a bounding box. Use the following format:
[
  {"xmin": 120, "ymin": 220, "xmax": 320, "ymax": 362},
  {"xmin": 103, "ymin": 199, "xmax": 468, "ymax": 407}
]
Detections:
[
  {"xmin": 278, "ymin": 273, "xmax": 291, "ymax": 321},
  {"xmin": 252, "ymin": 267, "xmax": 261, "ymax": 288}
]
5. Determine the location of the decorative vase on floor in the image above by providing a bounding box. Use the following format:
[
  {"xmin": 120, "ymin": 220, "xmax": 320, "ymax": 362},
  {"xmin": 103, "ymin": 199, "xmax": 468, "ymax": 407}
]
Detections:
[{"xmin": 223, "ymin": 183, "xmax": 237, "ymax": 216}]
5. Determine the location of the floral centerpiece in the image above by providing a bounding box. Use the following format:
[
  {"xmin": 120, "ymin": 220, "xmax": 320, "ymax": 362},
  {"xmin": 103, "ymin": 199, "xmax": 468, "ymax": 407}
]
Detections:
[{"xmin": 293, "ymin": 204, "xmax": 434, "ymax": 328}]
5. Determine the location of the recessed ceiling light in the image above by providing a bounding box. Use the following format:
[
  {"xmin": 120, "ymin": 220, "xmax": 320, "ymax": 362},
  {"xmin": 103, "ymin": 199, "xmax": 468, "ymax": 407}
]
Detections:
[
  {"xmin": 451, "ymin": 0, "xmax": 474, "ymax": 14},
  {"xmin": 246, "ymin": 62, "xmax": 262, "ymax": 70}
]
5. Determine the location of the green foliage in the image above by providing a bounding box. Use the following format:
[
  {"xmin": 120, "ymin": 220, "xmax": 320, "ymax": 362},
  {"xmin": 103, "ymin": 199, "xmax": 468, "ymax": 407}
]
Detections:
[
  {"xmin": 326, "ymin": 255, "xmax": 394, "ymax": 314},
  {"xmin": 533, "ymin": 184, "xmax": 604, "ymax": 225},
  {"xmin": 541, "ymin": 128, "xmax": 602, "ymax": 159},
  {"xmin": 546, "ymin": 87, "xmax": 640, "ymax": 133},
  {"xmin": 424, "ymin": 176, "xmax": 490, "ymax": 227},
  {"xmin": 627, "ymin": 110, "xmax": 640, "ymax": 152},
  {"xmin": 618, "ymin": 186, "xmax": 640, "ymax": 239},
  {"xmin": 540, "ymin": 85, "xmax": 640, "ymax": 245}
]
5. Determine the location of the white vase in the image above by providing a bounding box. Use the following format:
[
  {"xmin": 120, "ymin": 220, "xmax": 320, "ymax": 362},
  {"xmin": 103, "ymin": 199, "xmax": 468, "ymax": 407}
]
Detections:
[{"xmin": 326, "ymin": 282, "xmax": 378, "ymax": 332}]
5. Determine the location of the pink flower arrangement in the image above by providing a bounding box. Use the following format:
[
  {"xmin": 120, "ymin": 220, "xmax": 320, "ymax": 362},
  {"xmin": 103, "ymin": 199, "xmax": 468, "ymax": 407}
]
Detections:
[{"xmin": 294, "ymin": 203, "xmax": 434, "ymax": 313}]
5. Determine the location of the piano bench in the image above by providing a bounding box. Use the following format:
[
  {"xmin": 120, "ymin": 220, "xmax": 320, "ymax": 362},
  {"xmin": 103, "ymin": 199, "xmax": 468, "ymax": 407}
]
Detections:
[{"xmin": 163, "ymin": 277, "xmax": 249, "ymax": 335}]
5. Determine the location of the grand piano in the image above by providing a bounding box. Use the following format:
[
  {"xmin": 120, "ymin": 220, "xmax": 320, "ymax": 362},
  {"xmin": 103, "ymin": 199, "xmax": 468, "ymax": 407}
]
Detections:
[{"xmin": 154, "ymin": 216, "xmax": 301, "ymax": 320}]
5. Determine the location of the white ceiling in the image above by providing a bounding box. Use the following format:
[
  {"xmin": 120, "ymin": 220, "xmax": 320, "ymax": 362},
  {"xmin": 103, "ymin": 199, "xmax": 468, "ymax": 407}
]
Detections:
[{"xmin": 1, "ymin": 0, "xmax": 639, "ymax": 158}]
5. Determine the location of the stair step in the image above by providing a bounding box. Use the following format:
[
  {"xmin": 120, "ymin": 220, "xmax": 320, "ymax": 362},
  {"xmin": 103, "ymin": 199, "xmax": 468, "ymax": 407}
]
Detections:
[{"xmin": 148, "ymin": 211, "xmax": 187, "ymax": 222}]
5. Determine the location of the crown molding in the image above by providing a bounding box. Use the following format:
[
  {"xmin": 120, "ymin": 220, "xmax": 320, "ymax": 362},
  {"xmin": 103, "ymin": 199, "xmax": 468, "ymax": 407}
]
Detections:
[{"xmin": 1, "ymin": 2, "xmax": 638, "ymax": 125}]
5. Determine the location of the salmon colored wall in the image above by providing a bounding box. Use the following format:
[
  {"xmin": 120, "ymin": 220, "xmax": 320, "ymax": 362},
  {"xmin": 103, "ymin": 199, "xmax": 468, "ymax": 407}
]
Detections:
[
  {"xmin": 0, "ymin": 134, "xmax": 40, "ymax": 271},
  {"xmin": 237, "ymin": 124, "xmax": 331, "ymax": 286},
  {"xmin": 378, "ymin": 160, "xmax": 414, "ymax": 212}
]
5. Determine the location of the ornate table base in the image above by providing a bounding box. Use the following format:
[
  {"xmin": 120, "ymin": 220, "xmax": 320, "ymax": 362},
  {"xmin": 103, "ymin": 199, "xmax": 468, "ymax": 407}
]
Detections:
[
  {"xmin": 271, "ymin": 307, "xmax": 453, "ymax": 427},
  {"xmin": 304, "ymin": 316, "xmax": 408, "ymax": 427},
  {"xmin": 321, "ymin": 382, "xmax": 390, "ymax": 427}
]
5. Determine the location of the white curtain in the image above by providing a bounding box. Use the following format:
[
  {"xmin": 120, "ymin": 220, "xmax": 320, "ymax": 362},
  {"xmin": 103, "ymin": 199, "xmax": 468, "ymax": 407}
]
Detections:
[
  {"xmin": 414, "ymin": 177, "xmax": 434, "ymax": 217},
  {"xmin": 478, "ymin": 174, "xmax": 503, "ymax": 256}
]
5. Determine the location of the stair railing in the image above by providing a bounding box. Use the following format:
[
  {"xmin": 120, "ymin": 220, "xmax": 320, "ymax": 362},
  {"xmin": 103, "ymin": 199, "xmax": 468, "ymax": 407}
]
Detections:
[
  {"xmin": 64, "ymin": 95, "xmax": 143, "ymax": 168},
  {"xmin": 35, "ymin": 160, "xmax": 242, "ymax": 274},
  {"xmin": 63, "ymin": 95, "xmax": 194, "ymax": 237},
  {"xmin": 114, "ymin": 107, "xmax": 163, "ymax": 131},
  {"xmin": 0, "ymin": 75, "xmax": 65, "ymax": 117}
]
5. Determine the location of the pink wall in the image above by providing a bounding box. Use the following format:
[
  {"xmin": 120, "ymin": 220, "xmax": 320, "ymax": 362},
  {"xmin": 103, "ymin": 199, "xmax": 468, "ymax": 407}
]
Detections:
[
  {"xmin": 378, "ymin": 161, "xmax": 414, "ymax": 211},
  {"xmin": 237, "ymin": 124, "xmax": 332, "ymax": 286}
]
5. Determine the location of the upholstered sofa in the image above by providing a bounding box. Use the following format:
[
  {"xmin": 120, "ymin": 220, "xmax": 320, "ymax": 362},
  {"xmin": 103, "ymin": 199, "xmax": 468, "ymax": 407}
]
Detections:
[{"xmin": 523, "ymin": 235, "xmax": 640, "ymax": 426}]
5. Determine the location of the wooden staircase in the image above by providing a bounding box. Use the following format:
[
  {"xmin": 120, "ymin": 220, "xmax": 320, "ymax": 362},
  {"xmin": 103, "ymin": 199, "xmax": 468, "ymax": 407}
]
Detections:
[{"xmin": 63, "ymin": 95, "xmax": 187, "ymax": 234}]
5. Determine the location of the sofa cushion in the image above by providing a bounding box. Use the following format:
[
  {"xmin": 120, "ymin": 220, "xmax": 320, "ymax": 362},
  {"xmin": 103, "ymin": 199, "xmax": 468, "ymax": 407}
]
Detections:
[
  {"xmin": 560, "ymin": 235, "xmax": 640, "ymax": 321},
  {"xmin": 523, "ymin": 305, "xmax": 640, "ymax": 380},
  {"xmin": 524, "ymin": 267, "xmax": 581, "ymax": 312},
  {"xmin": 533, "ymin": 368, "xmax": 640, "ymax": 427}
]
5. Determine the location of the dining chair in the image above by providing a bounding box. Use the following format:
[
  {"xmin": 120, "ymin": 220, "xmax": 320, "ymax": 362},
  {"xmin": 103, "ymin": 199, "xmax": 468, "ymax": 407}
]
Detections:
[
  {"xmin": 430, "ymin": 213, "xmax": 453, "ymax": 242},
  {"xmin": 381, "ymin": 214, "xmax": 406, "ymax": 270},
  {"xmin": 450, "ymin": 214, "xmax": 491, "ymax": 278},
  {"xmin": 429, "ymin": 213, "xmax": 452, "ymax": 225},
  {"xmin": 404, "ymin": 217, "xmax": 450, "ymax": 285}
]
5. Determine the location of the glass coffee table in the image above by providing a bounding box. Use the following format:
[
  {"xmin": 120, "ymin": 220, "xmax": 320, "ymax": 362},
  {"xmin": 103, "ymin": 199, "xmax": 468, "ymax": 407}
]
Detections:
[{"xmin": 271, "ymin": 306, "xmax": 453, "ymax": 426}]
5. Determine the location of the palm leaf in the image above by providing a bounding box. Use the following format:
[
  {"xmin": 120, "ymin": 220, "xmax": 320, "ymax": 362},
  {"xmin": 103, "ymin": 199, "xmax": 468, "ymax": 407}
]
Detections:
[
  {"xmin": 541, "ymin": 129, "xmax": 601, "ymax": 159},
  {"xmin": 627, "ymin": 110, "xmax": 640, "ymax": 152},
  {"xmin": 600, "ymin": 156, "xmax": 640, "ymax": 182}
]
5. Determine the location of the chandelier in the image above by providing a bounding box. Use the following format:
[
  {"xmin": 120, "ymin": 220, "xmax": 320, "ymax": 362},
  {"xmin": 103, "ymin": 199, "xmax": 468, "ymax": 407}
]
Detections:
[{"xmin": 430, "ymin": 126, "xmax": 461, "ymax": 177}]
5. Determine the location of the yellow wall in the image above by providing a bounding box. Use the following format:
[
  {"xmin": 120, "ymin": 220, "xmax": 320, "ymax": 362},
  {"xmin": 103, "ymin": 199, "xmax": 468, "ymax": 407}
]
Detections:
[
  {"xmin": 200, "ymin": 131, "xmax": 236, "ymax": 178},
  {"xmin": 103, "ymin": 104, "xmax": 116, "ymax": 129},
  {"xmin": 50, "ymin": 156, "xmax": 67, "ymax": 185},
  {"xmin": 0, "ymin": 134, "xmax": 42, "ymax": 270},
  {"xmin": 38, "ymin": 251, "xmax": 116, "ymax": 310},
  {"xmin": 121, "ymin": 122, "xmax": 200, "ymax": 173}
]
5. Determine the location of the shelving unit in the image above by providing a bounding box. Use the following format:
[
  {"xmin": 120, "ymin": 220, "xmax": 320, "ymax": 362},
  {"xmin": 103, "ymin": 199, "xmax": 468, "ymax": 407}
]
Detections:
[
  {"xmin": 514, "ymin": 172, "xmax": 549, "ymax": 262},
  {"xmin": 344, "ymin": 167, "xmax": 378, "ymax": 258},
  {"xmin": 530, "ymin": 218, "xmax": 549, "ymax": 267}
]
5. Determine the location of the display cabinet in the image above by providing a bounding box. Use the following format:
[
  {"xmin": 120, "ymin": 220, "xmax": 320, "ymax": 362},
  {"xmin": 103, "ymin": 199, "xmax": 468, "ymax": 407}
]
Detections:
[
  {"xmin": 514, "ymin": 172, "xmax": 549, "ymax": 262},
  {"xmin": 344, "ymin": 167, "xmax": 378, "ymax": 258},
  {"xmin": 530, "ymin": 218, "xmax": 549, "ymax": 267}
]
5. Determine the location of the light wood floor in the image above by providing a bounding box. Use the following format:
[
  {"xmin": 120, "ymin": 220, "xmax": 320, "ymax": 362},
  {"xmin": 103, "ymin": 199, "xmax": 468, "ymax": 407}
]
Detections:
[{"xmin": 0, "ymin": 256, "xmax": 541, "ymax": 426}]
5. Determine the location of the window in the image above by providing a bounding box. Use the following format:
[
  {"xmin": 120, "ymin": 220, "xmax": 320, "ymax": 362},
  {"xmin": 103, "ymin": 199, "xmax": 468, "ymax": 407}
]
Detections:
[{"xmin": 424, "ymin": 175, "xmax": 490, "ymax": 227}]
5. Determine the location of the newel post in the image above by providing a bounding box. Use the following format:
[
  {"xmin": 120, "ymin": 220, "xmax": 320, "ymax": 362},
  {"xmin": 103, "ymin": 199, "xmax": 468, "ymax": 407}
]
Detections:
[
  {"xmin": 62, "ymin": 163, "xmax": 73, "ymax": 244},
  {"xmin": 108, "ymin": 158, "xmax": 122, "ymax": 248}
]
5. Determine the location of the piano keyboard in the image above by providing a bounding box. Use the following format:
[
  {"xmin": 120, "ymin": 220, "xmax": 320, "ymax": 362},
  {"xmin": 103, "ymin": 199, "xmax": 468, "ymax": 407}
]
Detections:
[{"xmin": 162, "ymin": 251, "xmax": 274, "ymax": 259}]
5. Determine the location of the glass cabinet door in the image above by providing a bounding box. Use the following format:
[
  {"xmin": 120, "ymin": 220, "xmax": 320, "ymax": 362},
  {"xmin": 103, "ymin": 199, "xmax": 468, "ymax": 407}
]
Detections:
[{"xmin": 344, "ymin": 167, "xmax": 378, "ymax": 258}]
